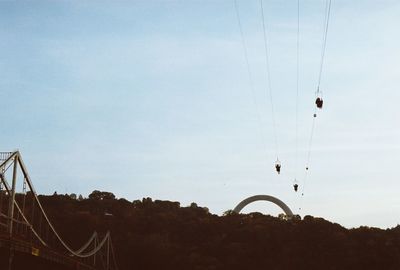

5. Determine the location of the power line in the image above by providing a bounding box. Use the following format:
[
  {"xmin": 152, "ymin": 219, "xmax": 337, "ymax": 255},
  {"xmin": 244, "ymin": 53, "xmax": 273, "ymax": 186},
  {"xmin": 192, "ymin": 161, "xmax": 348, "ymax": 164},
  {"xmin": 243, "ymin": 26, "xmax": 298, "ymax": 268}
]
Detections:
[
  {"xmin": 317, "ymin": 0, "xmax": 332, "ymax": 93},
  {"xmin": 260, "ymin": 0, "xmax": 279, "ymax": 160},
  {"xmin": 301, "ymin": 0, "xmax": 332, "ymax": 198},
  {"xmin": 295, "ymin": 0, "xmax": 300, "ymax": 181},
  {"xmin": 234, "ymin": 0, "xmax": 270, "ymax": 163},
  {"xmin": 301, "ymin": 110, "xmax": 317, "ymax": 197}
]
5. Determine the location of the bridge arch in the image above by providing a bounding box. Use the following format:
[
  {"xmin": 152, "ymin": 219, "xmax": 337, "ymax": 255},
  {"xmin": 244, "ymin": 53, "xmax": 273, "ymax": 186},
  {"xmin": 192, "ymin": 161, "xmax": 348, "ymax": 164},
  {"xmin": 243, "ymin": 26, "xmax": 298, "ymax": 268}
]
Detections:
[{"xmin": 233, "ymin": 195, "xmax": 293, "ymax": 218}]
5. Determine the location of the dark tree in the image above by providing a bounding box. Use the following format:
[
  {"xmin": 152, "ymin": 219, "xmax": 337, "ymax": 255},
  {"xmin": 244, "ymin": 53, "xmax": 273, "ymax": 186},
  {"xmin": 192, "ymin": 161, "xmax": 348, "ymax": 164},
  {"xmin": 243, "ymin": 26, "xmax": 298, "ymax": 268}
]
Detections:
[{"xmin": 88, "ymin": 190, "xmax": 115, "ymax": 200}]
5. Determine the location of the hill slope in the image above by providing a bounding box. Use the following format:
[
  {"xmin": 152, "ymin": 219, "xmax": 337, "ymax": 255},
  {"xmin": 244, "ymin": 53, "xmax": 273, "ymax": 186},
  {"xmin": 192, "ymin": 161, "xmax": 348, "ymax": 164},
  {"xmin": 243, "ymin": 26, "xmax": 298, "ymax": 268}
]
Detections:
[{"xmin": 36, "ymin": 193, "xmax": 400, "ymax": 270}]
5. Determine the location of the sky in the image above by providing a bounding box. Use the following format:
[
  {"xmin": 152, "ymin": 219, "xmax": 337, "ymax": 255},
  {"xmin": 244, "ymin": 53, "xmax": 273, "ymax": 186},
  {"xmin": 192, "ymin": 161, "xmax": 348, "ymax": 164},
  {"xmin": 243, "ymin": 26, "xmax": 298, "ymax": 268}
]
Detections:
[{"xmin": 1, "ymin": 0, "xmax": 400, "ymax": 229}]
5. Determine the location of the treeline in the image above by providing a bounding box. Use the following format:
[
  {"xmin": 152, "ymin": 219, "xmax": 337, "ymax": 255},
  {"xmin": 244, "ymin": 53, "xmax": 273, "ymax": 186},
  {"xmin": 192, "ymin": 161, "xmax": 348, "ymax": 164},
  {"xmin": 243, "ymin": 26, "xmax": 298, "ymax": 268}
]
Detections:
[{"xmin": 30, "ymin": 192, "xmax": 400, "ymax": 270}]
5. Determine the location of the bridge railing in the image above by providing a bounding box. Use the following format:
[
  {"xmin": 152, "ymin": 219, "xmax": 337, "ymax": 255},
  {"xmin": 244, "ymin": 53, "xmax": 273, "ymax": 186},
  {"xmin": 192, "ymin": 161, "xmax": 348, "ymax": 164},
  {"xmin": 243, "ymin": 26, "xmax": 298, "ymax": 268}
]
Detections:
[{"xmin": 0, "ymin": 152, "xmax": 13, "ymax": 162}]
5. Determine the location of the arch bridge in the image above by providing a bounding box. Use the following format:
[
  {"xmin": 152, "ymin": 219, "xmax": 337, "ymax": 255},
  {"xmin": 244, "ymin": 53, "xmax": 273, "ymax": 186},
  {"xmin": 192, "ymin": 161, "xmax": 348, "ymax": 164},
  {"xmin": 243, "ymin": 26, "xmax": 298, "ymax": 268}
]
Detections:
[{"xmin": 233, "ymin": 194, "xmax": 294, "ymax": 218}]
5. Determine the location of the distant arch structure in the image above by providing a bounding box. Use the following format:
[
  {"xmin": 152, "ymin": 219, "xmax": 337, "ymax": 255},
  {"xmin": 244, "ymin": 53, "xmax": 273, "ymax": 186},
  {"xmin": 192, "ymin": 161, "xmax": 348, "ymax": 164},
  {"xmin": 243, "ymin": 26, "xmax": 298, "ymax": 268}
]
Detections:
[{"xmin": 233, "ymin": 195, "xmax": 293, "ymax": 218}]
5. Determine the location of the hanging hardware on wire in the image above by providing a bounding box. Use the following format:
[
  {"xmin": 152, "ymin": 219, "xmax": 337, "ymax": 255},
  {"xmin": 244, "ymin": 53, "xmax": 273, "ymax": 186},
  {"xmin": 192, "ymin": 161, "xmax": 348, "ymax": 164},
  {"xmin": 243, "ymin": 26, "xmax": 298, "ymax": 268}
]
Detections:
[
  {"xmin": 293, "ymin": 182, "xmax": 299, "ymax": 192},
  {"xmin": 316, "ymin": 97, "xmax": 323, "ymax": 109},
  {"xmin": 315, "ymin": 90, "xmax": 324, "ymax": 109},
  {"xmin": 275, "ymin": 159, "xmax": 281, "ymax": 174}
]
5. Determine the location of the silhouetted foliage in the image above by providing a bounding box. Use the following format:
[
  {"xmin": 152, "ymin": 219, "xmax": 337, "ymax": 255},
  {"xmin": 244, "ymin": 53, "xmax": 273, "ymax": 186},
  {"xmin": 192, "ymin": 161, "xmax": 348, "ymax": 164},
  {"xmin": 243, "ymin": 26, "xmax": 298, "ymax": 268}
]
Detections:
[
  {"xmin": 5, "ymin": 192, "xmax": 400, "ymax": 270},
  {"xmin": 88, "ymin": 190, "xmax": 115, "ymax": 200}
]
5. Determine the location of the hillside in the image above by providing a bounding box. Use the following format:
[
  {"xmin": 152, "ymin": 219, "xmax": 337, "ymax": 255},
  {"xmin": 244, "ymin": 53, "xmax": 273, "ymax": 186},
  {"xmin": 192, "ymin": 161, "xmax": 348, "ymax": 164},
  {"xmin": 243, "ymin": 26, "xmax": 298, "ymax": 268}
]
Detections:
[{"xmin": 34, "ymin": 192, "xmax": 400, "ymax": 270}]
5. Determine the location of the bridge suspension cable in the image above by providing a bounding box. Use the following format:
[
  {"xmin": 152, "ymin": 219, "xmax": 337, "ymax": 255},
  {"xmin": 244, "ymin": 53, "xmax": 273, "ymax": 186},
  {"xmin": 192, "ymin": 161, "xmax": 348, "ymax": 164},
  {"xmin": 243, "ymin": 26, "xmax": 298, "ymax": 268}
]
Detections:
[
  {"xmin": 16, "ymin": 152, "xmax": 111, "ymax": 258},
  {"xmin": 0, "ymin": 151, "xmax": 119, "ymax": 269}
]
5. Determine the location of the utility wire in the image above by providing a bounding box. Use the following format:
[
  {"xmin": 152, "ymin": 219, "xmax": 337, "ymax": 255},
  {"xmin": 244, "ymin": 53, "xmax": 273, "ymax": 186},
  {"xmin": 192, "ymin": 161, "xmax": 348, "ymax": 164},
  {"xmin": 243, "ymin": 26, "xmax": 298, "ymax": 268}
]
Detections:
[
  {"xmin": 295, "ymin": 0, "xmax": 300, "ymax": 181},
  {"xmin": 317, "ymin": 0, "xmax": 332, "ymax": 93},
  {"xmin": 301, "ymin": 0, "xmax": 332, "ymax": 198},
  {"xmin": 301, "ymin": 109, "xmax": 317, "ymax": 197},
  {"xmin": 234, "ymin": 0, "xmax": 270, "ymax": 162},
  {"xmin": 260, "ymin": 0, "xmax": 279, "ymax": 160}
]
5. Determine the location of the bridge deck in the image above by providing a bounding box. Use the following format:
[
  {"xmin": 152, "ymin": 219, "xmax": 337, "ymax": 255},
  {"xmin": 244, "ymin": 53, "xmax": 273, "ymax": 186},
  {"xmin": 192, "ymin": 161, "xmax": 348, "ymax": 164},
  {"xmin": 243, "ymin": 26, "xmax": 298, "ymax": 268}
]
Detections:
[{"xmin": 0, "ymin": 233, "xmax": 97, "ymax": 270}]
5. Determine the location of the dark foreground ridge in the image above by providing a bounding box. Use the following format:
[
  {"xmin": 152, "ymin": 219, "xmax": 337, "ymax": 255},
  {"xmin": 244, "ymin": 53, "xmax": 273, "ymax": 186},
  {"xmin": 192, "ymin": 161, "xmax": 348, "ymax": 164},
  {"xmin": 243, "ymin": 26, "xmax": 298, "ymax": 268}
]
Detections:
[{"xmin": 7, "ymin": 191, "xmax": 400, "ymax": 270}]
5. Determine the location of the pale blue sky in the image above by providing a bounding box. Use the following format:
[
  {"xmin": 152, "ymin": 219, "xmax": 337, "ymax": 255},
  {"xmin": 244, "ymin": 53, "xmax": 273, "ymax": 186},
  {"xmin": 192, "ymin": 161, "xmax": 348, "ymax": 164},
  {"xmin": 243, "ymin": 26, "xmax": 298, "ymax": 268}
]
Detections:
[{"xmin": 1, "ymin": 0, "xmax": 400, "ymax": 228}]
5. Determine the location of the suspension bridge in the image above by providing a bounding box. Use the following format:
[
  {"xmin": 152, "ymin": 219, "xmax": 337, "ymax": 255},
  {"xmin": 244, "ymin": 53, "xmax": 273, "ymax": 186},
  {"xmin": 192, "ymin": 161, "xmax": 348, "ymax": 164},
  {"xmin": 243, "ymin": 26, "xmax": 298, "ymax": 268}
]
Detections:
[{"xmin": 0, "ymin": 151, "xmax": 119, "ymax": 270}]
